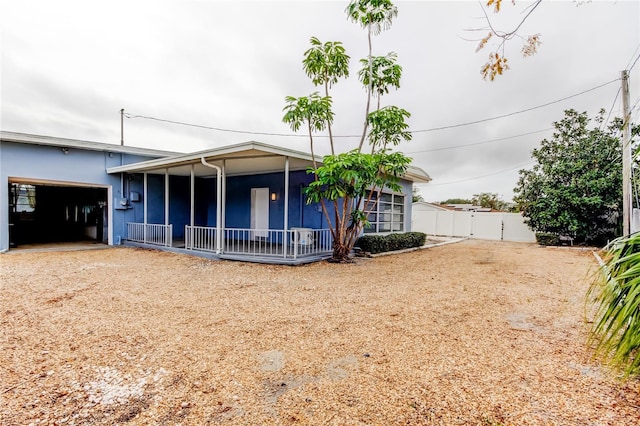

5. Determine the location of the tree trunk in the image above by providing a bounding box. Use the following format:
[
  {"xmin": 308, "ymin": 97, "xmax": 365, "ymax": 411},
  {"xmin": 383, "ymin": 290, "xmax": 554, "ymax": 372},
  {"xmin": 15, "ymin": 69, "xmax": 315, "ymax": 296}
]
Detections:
[{"xmin": 330, "ymin": 240, "xmax": 353, "ymax": 263}]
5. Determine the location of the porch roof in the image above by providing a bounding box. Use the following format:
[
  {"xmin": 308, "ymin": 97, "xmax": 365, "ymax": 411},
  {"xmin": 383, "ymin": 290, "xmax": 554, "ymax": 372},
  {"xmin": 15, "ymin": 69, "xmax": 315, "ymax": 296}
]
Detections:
[
  {"xmin": 106, "ymin": 141, "xmax": 315, "ymax": 177},
  {"xmin": 106, "ymin": 140, "xmax": 432, "ymax": 182}
]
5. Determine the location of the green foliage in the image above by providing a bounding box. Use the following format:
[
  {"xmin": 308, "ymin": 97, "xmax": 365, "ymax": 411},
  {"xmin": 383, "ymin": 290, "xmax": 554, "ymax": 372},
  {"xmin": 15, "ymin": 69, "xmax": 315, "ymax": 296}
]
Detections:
[
  {"xmin": 367, "ymin": 106, "xmax": 412, "ymax": 150},
  {"xmin": 357, "ymin": 232, "xmax": 426, "ymax": 254},
  {"xmin": 514, "ymin": 109, "xmax": 629, "ymax": 245},
  {"xmin": 588, "ymin": 232, "xmax": 640, "ymax": 377},
  {"xmin": 412, "ymin": 187, "xmax": 424, "ymax": 203},
  {"xmin": 282, "ymin": 92, "xmax": 334, "ymax": 133},
  {"xmin": 283, "ymin": 0, "xmax": 413, "ymax": 262},
  {"xmin": 303, "ymin": 37, "xmax": 350, "ymax": 88},
  {"xmin": 471, "ymin": 192, "xmax": 508, "ymax": 211},
  {"xmin": 304, "ymin": 150, "xmax": 410, "ymax": 205},
  {"xmin": 439, "ymin": 198, "xmax": 472, "ymax": 205},
  {"xmin": 358, "ymin": 53, "xmax": 402, "ymax": 97},
  {"xmin": 346, "ymin": 0, "xmax": 398, "ymax": 35},
  {"xmin": 534, "ymin": 232, "xmax": 560, "ymax": 246}
]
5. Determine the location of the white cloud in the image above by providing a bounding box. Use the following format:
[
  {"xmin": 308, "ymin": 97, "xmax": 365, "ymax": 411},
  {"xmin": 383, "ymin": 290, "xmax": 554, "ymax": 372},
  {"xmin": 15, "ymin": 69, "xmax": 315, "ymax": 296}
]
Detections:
[{"xmin": 1, "ymin": 0, "xmax": 638, "ymax": 202}]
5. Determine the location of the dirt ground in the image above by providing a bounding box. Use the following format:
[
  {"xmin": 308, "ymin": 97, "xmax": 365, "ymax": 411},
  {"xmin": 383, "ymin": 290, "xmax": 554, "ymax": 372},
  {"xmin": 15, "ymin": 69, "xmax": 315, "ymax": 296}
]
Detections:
[{"xmin": 1, "ymin": 240, "xmax": 639, "ymax": 425}]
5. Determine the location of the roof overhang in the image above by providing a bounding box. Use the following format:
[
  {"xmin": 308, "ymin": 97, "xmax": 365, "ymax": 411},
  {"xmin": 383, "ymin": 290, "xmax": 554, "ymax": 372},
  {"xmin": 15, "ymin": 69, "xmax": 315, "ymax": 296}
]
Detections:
[
  {"xmin": 105, "ymin": 139, "xmax": 433, "ymax": 182},
  {"xmin": 106, "ymin": 141, "xmax": 316, "ymax": 177},
  {"xmin": 0, "ymin": 130, "xmax": 180, "ymax": 157},
  {"xmin": 405, "ymin": 165, "xmax": 432, "ymax": 183}
]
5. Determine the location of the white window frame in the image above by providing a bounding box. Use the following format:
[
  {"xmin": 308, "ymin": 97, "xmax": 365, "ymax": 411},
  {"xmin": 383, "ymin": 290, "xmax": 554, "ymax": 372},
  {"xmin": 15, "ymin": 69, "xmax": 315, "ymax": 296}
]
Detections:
[{"xmin": 364, "ymin": 191, "xmax": 405, "ymax": 234}]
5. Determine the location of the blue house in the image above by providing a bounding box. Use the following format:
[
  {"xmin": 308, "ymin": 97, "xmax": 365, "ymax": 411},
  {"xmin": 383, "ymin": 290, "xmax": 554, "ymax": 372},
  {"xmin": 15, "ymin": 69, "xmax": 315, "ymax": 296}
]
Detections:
[{"xmin": 1, "ymin": 131, "xmax": 431, "ymax": 264}]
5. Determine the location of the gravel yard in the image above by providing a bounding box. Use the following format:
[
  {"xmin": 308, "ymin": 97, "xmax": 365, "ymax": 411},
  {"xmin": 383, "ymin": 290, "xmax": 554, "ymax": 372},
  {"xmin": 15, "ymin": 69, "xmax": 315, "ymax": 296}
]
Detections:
[{"xmin": 1, "ymin": 240, "xmax": 639, "ymax": 425}]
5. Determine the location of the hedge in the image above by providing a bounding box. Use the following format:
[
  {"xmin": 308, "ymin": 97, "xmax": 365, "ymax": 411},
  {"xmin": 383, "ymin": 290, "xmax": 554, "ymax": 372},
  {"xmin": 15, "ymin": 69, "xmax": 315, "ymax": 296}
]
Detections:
[{"xmin": 356, "ymin": 232, "xmax": 427, "ymax": 254}]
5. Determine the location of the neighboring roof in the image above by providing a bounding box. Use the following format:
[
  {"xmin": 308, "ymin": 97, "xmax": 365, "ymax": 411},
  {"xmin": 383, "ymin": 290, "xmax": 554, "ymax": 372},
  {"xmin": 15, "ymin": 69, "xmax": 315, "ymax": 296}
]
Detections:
[
  {"xmin": 445, "ymin": 204, "xmax": 493, "ymax": 212},
  {"xmin": 412, "ymin": 201, "xmax": 450, "ymax": 211},
  {"xmin": 0, "ymin": 131, "xmax": 180, "ymax": 157}
]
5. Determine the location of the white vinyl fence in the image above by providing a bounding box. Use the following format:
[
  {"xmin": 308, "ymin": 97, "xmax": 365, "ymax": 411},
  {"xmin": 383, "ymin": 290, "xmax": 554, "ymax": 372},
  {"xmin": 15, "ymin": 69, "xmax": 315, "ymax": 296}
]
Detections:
[{"xmin": 412, "ymin": 211, "xmax": 535, "ymax": 242}]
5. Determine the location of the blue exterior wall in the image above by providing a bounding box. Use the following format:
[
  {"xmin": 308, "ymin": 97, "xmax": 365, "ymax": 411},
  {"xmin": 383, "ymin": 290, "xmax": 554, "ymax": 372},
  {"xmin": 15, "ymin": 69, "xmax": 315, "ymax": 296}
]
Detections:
[
  {"xmin": 202, "ymin": 170, "xmax": 324, "ymax": 230},
  {"xmin": 126, "ymin": 170, "xmax": 330, "ymax": 239},
  {"xmin": 0, "ymin": 141, "xmax": 163, "ymax": 251},
  {"xmin": 130, "ymin": 169, "xmax": 413, "ymax": 234},
  {"xmin": 1, "ymin": 139, "xmax": 419, "ymax": 251}
]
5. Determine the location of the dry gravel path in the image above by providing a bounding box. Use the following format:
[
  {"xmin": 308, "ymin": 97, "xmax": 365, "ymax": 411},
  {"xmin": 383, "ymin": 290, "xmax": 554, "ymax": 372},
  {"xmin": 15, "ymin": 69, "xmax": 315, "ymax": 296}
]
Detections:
[{"xmin": 1, "ymin": 240, "xmax": 639, "ymax": 425}]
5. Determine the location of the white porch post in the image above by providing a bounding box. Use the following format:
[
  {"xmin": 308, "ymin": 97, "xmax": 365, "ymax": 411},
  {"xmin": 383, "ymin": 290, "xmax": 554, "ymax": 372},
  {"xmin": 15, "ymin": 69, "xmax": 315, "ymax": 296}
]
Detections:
[
  {"xmin": 143, "ymin": 172, "xmax": 148, "ymax": 243},
  {"xmin": 164, "ymin": 168, "xmax": 169, "ymax": 226},
  {"xmin": 190, "ymin": 164, "xmax": 195, "ymax": 226},
  {"xmin": 189, "ymin": 165, "xmax": 195, "ymax": 250},
  {"xmin": 283, "ymin": 156, "xmax": 290, "ymax": 257},
  {"xmin": 221, "ymin": 160, "xmax": 226, "ymax": 252},
  {"xmin": 165, "ymin": 168, "xmax": 171, "ymax": 246},
  {"xmin": 216, "ymin": 168, "xmax": 222, "ymax": 254}
]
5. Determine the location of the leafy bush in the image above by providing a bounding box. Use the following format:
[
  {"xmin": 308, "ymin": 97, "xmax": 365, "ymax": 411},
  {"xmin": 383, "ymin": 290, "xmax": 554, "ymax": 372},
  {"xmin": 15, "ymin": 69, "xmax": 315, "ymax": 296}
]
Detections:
[
  {"xmin": 588, "ymin": 233, "xmax": 640, "ymax": 377},
  {"xmin": 357, "ymin": 232, "xmax": 426, "ymax": 254},
  {"xmin": 535, "ymin": 232, "xmax": 559, "ymax": 246}
]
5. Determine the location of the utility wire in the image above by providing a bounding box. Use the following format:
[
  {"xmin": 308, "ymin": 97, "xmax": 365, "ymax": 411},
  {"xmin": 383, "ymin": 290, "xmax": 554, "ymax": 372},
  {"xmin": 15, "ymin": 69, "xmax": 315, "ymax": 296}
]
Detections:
[
  {"xmin": 404, "ymin": 128, "xmax": 553, "ymax": 154},
  {"xmin": 625, "ymin": 42, "xmax": 640, "ymax": 70},
  {"xmin": 123, "ymin": 78, "xmax": 619, "ymax": 138},
  {"xmin": 426, "ymin": 160, "xmax": 535, "ymax": 186},
  {"xmin": 412, "ymin": 78, "xmax": 619, "ymax": 133},
  {"xmin": 628, "ymin": 51, "xmax": 640, "ymax": 72},
  {"xmin": 600, "ymin": 87, "xmax": 621, "ymax": 132}
]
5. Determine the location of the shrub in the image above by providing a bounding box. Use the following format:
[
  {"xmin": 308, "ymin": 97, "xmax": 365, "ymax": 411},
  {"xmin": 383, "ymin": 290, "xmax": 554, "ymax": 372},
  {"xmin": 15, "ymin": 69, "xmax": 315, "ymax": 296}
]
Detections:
[
  {"xmin": 357, "ymin": 232, "xmax": 427, "ymax": 254},
  {"xmin": 357, "ymin": 235, "xmax": 388, "ymax": 254},
  {"xmin": 535, "ymin": 232, "xmax": 559, "ymax": 246}
]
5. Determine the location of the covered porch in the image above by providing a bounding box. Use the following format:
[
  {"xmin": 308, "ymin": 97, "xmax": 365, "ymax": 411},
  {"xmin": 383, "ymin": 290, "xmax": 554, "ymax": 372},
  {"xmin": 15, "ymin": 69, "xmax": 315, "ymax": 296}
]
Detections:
[{"xmin": 107, "ymin": 141, "xmax": 335, "ymax": 264}]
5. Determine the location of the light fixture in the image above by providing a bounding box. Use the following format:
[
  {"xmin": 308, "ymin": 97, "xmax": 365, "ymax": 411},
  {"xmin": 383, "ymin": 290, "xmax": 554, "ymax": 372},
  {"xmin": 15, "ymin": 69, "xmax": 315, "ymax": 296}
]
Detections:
[
  {"xmin": 61, "ymin": 147, "xmax": 69, "ymax": 154},
  {"xmin": 271, "ymin": 192, "xmax": 277, "ymax": 201}
]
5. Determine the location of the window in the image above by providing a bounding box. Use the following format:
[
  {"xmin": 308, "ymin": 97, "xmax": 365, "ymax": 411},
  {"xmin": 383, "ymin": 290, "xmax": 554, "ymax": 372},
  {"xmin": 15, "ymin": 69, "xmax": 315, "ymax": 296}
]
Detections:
[
  {"xmin": 364, "ymin": 192, "xmax": 404, "ymax": 233},
  {"xmin": 10, "ymin": 184, "xmax": 36, "ymax": 214}
]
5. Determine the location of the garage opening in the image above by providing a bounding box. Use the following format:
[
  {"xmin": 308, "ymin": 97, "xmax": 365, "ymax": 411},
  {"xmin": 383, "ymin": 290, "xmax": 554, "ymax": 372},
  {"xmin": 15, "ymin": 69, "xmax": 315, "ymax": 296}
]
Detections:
[{"xmin": 9, "ymin": 181, "xmax": 108, "ymax": 248}]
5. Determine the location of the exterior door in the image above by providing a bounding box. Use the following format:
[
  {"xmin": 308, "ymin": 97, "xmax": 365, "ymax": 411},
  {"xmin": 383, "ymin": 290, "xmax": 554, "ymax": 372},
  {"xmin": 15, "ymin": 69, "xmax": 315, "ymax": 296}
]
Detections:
[{"xmin": 251, "ymin": 187, "xmax": 269, "ymax": 239}]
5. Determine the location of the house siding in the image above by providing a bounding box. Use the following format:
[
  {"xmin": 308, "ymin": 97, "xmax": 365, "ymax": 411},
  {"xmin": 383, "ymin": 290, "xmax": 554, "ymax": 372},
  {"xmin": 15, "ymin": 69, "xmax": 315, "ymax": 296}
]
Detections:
[{"xmin": 0, "ymin": 140, "xmax": 164, "ymax": 251}]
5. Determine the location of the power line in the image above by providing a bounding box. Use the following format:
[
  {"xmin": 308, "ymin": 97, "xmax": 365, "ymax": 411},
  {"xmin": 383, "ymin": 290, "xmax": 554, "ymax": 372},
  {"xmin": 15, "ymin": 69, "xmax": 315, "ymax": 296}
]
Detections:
[
  {"xmin": 411, "ymin": 78, "xmax": 619, "ymax": 133},
  {"xmin": 625, "ymin": 42, "xmax": 640, "ymax": 70},
  {"xmin": 628, "ymin": 52, "xmax": 640, "ymax": 72},
  {"xmin": 404, "ymin": 128, "xmax": 552, "ymax": 154},
  {"xmin": 426, "ymin": 161, "xmax": 535, "ymax": 186},
  {"xmin": 123, "ymin": 78, "xmax": 619, "ymax": 138},
  {"xmin": 600, "ymin": 87, "xmax": 621, "ymax": 132}
]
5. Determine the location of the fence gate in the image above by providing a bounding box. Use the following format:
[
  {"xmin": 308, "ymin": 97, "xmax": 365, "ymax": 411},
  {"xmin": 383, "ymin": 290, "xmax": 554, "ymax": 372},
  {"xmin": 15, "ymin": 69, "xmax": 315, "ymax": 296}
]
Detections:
[{"xmin": 412, "ymin": 211, "xmax": 535, "ymax": 242}]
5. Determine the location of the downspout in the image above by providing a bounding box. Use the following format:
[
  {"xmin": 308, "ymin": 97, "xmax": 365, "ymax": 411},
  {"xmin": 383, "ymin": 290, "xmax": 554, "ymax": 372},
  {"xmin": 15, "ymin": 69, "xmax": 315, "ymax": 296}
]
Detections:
[
  {"xmin": 143, "ymin": 172, "xmax": 148, "ymax": 243},
  {"xmin": 201, "ymin": 158, "xmax": 222, "ymax": 254}
]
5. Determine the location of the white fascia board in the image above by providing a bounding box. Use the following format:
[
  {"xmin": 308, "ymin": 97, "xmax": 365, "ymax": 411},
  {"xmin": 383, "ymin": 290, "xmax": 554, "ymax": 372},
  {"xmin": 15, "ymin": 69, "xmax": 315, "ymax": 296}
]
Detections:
[{"xmin": 107, "ymin": 141, "xmax": 317, "ymax": 174}]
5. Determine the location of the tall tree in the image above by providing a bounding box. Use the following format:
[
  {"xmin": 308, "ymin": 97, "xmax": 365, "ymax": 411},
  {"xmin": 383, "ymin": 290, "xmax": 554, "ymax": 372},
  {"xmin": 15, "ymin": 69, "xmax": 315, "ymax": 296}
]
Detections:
[
  {"xmin": 514, "ymin": 109, "xmax": 635, "ymax": 245},
  {"xmin": 471, "ymin": 192, "xmax": 508, "ymax": 211},
  {"xmin": 283, "ymin": 0, "xmax": 413, "ymax": 263}
]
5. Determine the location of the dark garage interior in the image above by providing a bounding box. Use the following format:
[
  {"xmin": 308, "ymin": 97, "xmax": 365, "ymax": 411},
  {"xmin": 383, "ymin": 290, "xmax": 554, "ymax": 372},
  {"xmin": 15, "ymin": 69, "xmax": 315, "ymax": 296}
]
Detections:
[{"xmin": 9, "ymin": 182, "xmax": 108, "ymax": 247}]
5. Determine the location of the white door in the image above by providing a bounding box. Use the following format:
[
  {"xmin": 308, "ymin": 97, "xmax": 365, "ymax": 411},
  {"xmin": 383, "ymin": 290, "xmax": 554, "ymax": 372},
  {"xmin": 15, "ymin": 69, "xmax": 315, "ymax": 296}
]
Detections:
[{"xmin": 251, "ymin": 187, "xmax": 269, "ymax": 239}]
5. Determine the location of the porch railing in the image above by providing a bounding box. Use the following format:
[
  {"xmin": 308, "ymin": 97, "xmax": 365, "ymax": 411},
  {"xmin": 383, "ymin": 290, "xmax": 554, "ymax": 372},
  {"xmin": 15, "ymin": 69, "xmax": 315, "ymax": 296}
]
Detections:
[
  {"xmin": 185, "ymin": 225, "xmax": 218, "ymax": 252},
  {"xmin": 224, "ymin": 228, "xmax": 286, "ymax": 257},
  {"xmin": 129, "ymin": 224, "xmax": 333, "ymax": 259},
  {"xmin": 126, "ymin": 223, "xmax": 172, "ymax": 247},
  {"xmin": 288, "ymin": 228, "xmax": 333, "ymax": 259}
]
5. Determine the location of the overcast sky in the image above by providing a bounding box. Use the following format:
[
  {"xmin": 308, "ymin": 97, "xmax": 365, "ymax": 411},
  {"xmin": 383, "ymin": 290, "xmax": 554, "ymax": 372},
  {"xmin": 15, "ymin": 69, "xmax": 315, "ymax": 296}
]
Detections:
[{"xmin": 2, "ymin": 0, "xmax": 639, "ymax": 202}]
